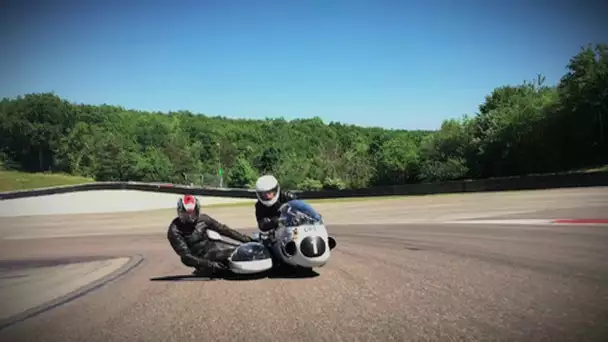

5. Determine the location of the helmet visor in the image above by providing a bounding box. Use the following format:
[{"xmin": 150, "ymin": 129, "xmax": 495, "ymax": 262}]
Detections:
[
  {"xmin": 179, "ymin": 210, "xmax": 197, "ymax": 222},
  {"xmin": 257, "ymin": 185, "xmax": 278, "ymax": 201}
]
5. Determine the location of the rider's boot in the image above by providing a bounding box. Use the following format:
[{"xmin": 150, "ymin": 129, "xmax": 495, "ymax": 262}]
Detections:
[{"xmin": 192, "ymin": 266, "xmax": 216, "ymax": 277}]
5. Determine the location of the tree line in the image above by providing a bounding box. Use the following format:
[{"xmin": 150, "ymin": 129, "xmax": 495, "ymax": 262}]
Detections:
[{"xmin": 0, "ymin": 43, "xmax": 606, "ymax": 190}]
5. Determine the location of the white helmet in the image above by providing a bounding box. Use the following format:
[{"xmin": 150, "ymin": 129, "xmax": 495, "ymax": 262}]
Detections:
[{"xmin": 255, "ymin": 175, "xmax": 280, "ymax": 207}]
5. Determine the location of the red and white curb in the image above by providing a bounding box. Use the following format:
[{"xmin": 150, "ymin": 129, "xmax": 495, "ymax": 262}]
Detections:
[{"xmin": 442, "ymin": 219, "xmax": 608, "ymax": 225}]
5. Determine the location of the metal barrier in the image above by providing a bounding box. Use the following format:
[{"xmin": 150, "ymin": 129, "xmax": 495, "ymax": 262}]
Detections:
[{"xmin": 2, "ymin": 171, "xmax": 608, "ymax": 201}]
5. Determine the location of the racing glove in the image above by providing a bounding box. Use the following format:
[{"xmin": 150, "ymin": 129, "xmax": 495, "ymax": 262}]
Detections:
[
  {"xmin": 208, "ymin": 261, "xmax": 227, "ymax": 270},
  {"xmin": 197, "ymin": 259, "xmax": 227, "ymax": 271},
  {"xmin": 259, "ymin": 217, "xmax": 279, "ymax": 232},
  {"xmin": 240, "ymin": 235, "xmax": 255, "ymax": 243}
]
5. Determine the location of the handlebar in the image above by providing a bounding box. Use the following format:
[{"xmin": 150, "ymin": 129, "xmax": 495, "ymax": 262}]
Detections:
[{"xmin": 251, "ymin": 230, "xmax": 275, "ymax": 242}]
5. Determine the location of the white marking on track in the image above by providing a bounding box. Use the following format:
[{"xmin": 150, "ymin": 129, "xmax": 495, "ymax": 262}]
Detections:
[
  {"xmin": 442, "ymin": 219, "xmax": 553, "ymax": 225},
  {"xmin": 441, "ymin": 219, "xmax": 608, "ymax": 226}
]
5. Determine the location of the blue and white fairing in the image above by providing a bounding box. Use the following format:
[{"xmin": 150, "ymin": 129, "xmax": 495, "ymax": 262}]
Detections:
[
  {"xmin": 271, "ymin": 200, "xmax": 336, "ymax": 268},
  {"xmin": 224, "ymin": 199, "xmax": 336, "ymax": 274}
]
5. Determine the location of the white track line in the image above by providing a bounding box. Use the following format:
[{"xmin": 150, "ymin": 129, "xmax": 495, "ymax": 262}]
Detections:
[{"xmin": 442, "ymin": 219, "xmax": 608, "ymax": 225}]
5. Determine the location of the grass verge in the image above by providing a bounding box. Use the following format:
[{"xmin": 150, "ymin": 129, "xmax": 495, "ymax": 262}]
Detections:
[
  {"xmin": 0, "ymin": 171, "xmax": 94, "ymax": 192},
  {"xmin": 584, "ymin": 164, "xmax": 608, "ymax": 172}
]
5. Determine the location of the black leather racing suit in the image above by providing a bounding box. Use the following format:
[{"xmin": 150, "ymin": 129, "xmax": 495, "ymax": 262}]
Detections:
[
  {"xmin": 167, "ymin": 214, "xmax": 253, "ymax": 271},
  {"xmin": 255, "ymin": 190, "xmax": 297, "ymax": 232}
]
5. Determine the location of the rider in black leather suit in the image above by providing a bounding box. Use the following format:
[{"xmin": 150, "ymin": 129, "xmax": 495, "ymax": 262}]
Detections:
[{"xmin": 167, "ymin": 195, "xmax": 253, "ymax": 275}]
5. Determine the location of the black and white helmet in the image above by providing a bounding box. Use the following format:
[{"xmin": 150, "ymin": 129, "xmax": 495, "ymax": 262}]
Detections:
[{"xmin": 255, "ymin": 175, "xmax": 280, "ymax": 207}]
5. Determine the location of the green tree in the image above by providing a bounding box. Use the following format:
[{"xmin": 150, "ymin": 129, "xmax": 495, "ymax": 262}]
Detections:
[
  {"xmin": 227, "ymin": 156, "xmax": 258, "ymax": 188},
  {"xmin": 418, "ymin": 118, "xmax": 471, "ymax": 181},
  {"xmin": 556, "ymin": 43, "xmax": 608, "ymax": 168},
  {"xmin": 375, "ymin": 134, "xmax": 421, "ymax": 185}
]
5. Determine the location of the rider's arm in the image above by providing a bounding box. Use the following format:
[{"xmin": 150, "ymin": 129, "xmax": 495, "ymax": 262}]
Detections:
[
  {"xmin": 167, "ymin": 221, "xmax": 214, "ymax": 268},
  {"xmin": 200, "ymin": 214, "xmax": 252, "ymax": 243},
  {"xmin": 255, "ymin": 203, "xmax": 278, "ymax": 232},
  {"xmin": 258, "ymin": 217, "xmax": 278, "ymax": 232}
]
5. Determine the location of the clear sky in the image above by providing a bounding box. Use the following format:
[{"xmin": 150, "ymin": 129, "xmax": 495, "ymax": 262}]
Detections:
[{"xmin": 1, "ymin": 0, "xmax": 606, "ymax": 130}]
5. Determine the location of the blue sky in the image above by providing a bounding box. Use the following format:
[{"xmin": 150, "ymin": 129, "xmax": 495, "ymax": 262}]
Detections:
[{"xmin": 1, "ymin": 0, "xmax": 606, "ymax": 130}]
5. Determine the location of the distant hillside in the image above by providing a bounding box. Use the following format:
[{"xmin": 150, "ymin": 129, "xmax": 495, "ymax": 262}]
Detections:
[{"xmin": 0, "ymin": 43, "xmax": 606, "ymax": 190}]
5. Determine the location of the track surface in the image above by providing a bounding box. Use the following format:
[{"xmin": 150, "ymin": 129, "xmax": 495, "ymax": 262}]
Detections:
[{"xmin": 0, "ymin": 188, "xmax": 607, "ymax": 341}]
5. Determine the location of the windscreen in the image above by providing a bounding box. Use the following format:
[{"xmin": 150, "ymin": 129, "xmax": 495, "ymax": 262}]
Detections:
[{"xmin": 279, "ymin": 200, "xmax": 323, "ymax": 227}]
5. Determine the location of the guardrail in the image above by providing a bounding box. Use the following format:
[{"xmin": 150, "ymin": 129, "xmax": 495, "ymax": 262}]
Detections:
[
  {"xmin": 0, "ymin": 181, "xmax": 258, "ymax": 201},
  {"xmin": 1, "ymin": 171, "xmax": 607, "ymax": 201},
  {"xmin": 295, "ymin": 170, "xmax": 608, "ymax": 199}
]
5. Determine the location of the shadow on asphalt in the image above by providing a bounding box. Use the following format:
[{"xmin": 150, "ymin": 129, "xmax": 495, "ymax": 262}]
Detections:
[{"xmin": 149, "ymin": 266, "xmax": 320, "ymax": 282}]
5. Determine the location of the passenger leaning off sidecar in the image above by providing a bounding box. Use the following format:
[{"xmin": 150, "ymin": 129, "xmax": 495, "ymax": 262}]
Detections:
[{"xmin": 167, "ymin": 195, "xmax": 254, "ymax": 275}]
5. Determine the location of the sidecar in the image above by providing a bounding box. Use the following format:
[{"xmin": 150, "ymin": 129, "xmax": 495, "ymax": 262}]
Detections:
[
  {"xmin": 205, "ymin": 229, "xmax": 274, "ymax": 275},
  {"xmin": 228, "ymin": 241, "xmax": 274, "ymax": 274}
]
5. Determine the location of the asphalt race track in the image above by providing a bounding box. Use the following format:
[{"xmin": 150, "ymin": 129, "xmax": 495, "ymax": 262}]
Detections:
[{"xmin": 0, "ymin": 188, "xmax": 607, "ymax": 341}]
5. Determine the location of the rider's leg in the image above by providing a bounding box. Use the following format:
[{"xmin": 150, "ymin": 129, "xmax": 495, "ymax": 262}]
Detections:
[
  {"xmin": 202, "ymin": 241, "xmax": 234, "ymax": 263},
  {"xmin": 185, "ymin": 240, "xmax": 228, "ymax": 275},
  {"xmin": 192, "ymin": 240, "xmax": 236, "ymax": 276}
]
